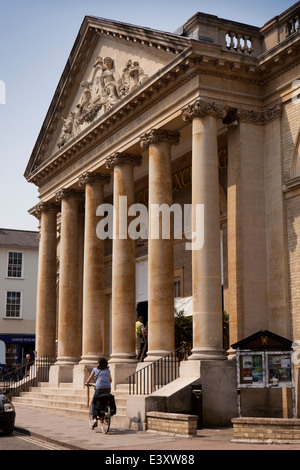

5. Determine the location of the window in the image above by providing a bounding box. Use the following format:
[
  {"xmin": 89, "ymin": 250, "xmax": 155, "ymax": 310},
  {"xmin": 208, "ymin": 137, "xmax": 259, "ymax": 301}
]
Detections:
[
  {"xmin": 174, "ymin": 279, "xmax": 181, "ymax": 298},
  {"xmin": 5, "ymin": 291, "xmax": 22, "ymax": 318},
  {"xmin": 174, "ymin": 267, "xmax": 184, "ymax": 299},
  {"xmin": 7, "ymin": 251, "xmax": 23, "ymax": 278}
]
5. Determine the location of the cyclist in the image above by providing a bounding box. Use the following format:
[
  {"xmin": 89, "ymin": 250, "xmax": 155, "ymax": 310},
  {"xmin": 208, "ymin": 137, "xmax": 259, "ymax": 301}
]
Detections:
[{"xmin": 86, "ymin": 357, "xmax": 112, "ymax": 428}]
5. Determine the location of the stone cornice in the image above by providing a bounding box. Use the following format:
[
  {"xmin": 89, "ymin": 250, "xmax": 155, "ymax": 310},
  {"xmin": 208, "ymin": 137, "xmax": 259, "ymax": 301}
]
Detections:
[
  {"xmin": 181, "ymin": 99, "xmax": 227, "ymax": 122},
  {"xmin": 90, "ymin": 16, "xmax": 189, "ymax": 54},
  {"xmin": 283, "ymin": 176, "xmax": 300, "ymax": 196},
  {"xmin": 140, "ymin": 129, "xmax": 181, "ymax": 148},
  {"xmin": 78, "ymin": 171, "xmax": 111, "ymax": 186},
  {"xmin": 105, "ymin": 152, "xmax": 142, "ymax": 169}
]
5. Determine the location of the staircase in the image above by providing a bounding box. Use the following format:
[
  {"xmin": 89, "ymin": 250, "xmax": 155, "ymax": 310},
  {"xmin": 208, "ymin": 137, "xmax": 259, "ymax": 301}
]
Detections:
[
  {"xmin": 13, "ymin": 382, "xmax": 130, "ymax": 428},
  {"xmin": 11, "ymin": 346, "xmax": 192, "ymax": 429}
]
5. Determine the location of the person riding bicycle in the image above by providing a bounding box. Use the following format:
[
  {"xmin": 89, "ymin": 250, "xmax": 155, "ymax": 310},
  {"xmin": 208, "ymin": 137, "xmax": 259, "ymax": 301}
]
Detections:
[{"xmin": 86, "ymin": 357, "xmax": 112, "ymax": 428}]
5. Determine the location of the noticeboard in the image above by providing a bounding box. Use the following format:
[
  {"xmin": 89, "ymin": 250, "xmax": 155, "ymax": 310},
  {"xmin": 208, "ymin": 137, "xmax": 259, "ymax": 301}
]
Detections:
[
  {"xmin": 232, "ymin": 330, "xmax": 296, "ymax": 418},
  {"xmin": 237, "ymin": 351, "xmax": 293, "ymax": 388}
]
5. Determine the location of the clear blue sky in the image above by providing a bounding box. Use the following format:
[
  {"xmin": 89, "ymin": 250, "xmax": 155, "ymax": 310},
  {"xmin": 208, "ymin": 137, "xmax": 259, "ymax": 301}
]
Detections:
[{"xmin": 0, "ymin": 0, "xmax": 296, "ymax": 231}]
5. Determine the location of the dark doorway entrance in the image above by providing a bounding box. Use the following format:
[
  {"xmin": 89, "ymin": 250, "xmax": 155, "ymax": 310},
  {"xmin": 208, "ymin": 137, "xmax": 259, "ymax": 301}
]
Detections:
[{"xmin": 136, "ymin": 301, "xmax": 148, "ymax": 326}]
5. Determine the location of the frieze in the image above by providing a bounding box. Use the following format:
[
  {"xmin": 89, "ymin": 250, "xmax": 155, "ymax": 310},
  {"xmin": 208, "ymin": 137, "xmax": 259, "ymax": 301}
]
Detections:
[{"xmin": 58, "ymin": 56, "xmax": 149, "ymax": 149}]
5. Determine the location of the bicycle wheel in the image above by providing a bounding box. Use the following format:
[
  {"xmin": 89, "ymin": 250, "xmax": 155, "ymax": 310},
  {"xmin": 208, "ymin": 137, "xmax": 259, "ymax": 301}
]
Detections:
[
  {"xmin": 88, "ymin": 402, "xmax": 97, "ymax": 430},
  {"xmin": 100, "ymin": 404, "xmax": 111, "ymax": 434}
]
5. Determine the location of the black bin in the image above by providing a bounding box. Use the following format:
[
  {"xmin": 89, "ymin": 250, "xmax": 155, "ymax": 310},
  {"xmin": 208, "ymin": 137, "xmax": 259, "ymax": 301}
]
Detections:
[{"xmin": 191, "ymin": 385, "xmax": 202, "ymax": 429}]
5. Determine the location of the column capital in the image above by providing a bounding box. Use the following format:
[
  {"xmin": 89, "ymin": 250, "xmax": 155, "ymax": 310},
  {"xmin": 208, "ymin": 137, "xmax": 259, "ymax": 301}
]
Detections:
[
  {"xmin": 29, "ymin": 201, "xmax": 59, "ymax": 219},
  {"xmin": 182, "ymin": 99, "xmax": 227, "ymax": 122},
  {"xmin": 78, "ymin": 171, "xmax": 111, "ymax": 187},
  {"xmin": 55, "ymin": 188, "xmax": 83, "ymax": 202},
  {"xmin": 236, "ymin": 103, "xmax": 282, "ymax": 124},
  {"xmin": 105, "ymin": 152, "xmax": 142, "ymax": 170},
  {"xmin": 140, "ymin": 129, "xmax": 180, "ymax": 148}
]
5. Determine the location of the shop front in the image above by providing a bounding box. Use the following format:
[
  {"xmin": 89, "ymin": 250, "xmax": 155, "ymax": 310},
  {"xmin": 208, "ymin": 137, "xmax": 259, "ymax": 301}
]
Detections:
[{"xmin": 0, "ymin": 334, "xmax": 35, "ymax": 367}]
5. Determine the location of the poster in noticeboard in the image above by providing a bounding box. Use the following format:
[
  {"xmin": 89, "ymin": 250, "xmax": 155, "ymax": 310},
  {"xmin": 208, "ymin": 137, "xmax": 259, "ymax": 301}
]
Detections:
[
  {"xmin": 268, "ymin": 354, "xmax": 292, "ymax": 385},
  {"xmin": 240, "ymin": 354, "xmax": 264, "ymax": 384}
]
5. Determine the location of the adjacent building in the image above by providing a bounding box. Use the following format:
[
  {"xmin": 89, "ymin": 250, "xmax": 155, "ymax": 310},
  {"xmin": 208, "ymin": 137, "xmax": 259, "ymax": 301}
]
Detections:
[
  {"xmin": 0, "ymin": 229, "xmax": 39, "ymax": 366},
  {"xmin": 24, "ymin": 2, "xmax": 300, "ymax": 425}
]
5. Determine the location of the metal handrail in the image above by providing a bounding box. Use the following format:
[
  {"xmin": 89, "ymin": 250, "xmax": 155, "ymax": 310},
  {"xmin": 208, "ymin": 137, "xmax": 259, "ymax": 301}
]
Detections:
[
  {"xmin": 0, "ymin": 355, "xmax": 56, "ymax": 397},
  {"xmin": 126, "ymin": 343, "xmax": 191, "ymax": 395}
]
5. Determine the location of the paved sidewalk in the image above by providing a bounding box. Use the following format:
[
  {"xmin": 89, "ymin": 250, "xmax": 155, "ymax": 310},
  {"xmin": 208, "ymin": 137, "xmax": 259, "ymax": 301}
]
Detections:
[{"xmin": 13, "ymin": 404, "xmax": 299, "ymax": 451}]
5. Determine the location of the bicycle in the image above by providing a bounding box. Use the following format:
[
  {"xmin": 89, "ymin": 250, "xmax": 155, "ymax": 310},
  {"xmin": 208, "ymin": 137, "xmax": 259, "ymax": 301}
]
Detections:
[{"xmin": 85, "ymin": 383, "xmax": 111, "ymax": 434}]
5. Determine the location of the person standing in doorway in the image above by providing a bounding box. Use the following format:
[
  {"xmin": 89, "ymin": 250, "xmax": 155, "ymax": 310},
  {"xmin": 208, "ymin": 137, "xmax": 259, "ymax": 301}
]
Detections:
[{"xmin": 135, "ymin": 316, "xmax": 146, "ymax": 360}]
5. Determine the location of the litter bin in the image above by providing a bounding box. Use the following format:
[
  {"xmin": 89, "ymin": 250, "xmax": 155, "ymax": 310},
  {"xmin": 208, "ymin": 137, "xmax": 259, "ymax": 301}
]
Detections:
[{"xmin": 191, "ymin": 385, "xmax": 202, "ymax": 429}]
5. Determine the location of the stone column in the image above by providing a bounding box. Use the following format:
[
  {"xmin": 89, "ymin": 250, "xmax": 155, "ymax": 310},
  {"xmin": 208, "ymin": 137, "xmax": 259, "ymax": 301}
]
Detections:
[
  {"xmin": 55, "ymin": 188, "xmax": 82, "ymax": 367},
  {"xmin": 34, "ymin": 202, "xmax": 58, "ymax": 358},
  {"xmin": 182, "ymin": 100, "xmax": 227, "ymax": 360},
  {"xmin": 106, "ymin": 153, "xmax": 142, "ymax": 367},
  {"xmin": 78, "ymin": 172, "xmax": 111, "ymax": 364},
  {"xmin": 140, "ymin": 129, "xmax": 180, "ymax": 361}
]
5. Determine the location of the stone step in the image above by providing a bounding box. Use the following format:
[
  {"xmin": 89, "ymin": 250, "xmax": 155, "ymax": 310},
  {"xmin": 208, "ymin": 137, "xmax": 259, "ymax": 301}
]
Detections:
[
  {"xmin": 14, "ymin": 398, "xmax": 127, "ymax": 426},
  {"xmin": 13, "ymin": 382, "xmax": 130, "ymax": 426},
  {"xmin": 13, "ymin": 395, "xmax": 89, "ymax": 411},
  {"xmin": 13, "ymin": 401, "xmax": 89, "ymax": 420},
  {"xmin": 28, "ymin": 387, "xmax": 87, "ymax": 398}
]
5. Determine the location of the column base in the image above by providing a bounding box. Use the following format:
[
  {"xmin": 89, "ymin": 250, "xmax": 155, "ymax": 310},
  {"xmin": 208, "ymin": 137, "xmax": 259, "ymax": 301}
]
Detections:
[
  {"xmin": 189, "ymin": 347, "xmax": 227, "ymax": 361},
  {"xmin": 55, "ymin": 356, "xmax": 80, "ymax": 366},
  {"xmin": 79, "ymin": 354, "xmax": 109, "ymax": 366},
  {"xmin": 109, "ymin": 353, "xmax": 137, "ymax": 364},
  {"xmin": 144, "ymin": 350, "xmax": 172, "ymax": 363}
]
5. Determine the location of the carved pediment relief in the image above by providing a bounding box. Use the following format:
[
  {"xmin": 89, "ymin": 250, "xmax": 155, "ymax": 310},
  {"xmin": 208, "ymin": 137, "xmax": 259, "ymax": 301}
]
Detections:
[
  {"xmin": 57, "ymin": 54, "xmax": 149, "ymax": 149},
  {"xmin": 24, "ymin": 16, "xmax": 190, "ymax": 180}
]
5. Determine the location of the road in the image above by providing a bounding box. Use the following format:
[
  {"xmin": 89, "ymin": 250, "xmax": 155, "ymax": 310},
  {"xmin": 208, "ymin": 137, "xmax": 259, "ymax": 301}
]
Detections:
[{"xmin": 0, "ymin": 430, "xmax": 68, "ymax": 450}]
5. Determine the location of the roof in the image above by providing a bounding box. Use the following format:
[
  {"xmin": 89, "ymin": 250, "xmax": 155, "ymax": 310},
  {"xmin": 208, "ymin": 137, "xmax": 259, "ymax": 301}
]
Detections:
[
  {"xmin": 231, "ymin": 329, "xmax": 293, "ymax": 351},
  {"xmin": 0, "ymin": 228, "xmax": 39, "ymax": 249}
]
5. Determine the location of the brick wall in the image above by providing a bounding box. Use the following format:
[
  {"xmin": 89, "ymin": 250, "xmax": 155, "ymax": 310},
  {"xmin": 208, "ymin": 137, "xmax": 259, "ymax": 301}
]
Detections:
[
  {"xmin": 232, "ymin": 417, "xmax": 300, "ymax": 443},
  {"xmin": 146, "ymin": 411, "xmax": 198, "ymax": 435}
]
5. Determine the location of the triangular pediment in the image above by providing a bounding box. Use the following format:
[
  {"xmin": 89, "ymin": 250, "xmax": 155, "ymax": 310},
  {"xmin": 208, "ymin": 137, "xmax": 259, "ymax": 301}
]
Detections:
[
  {"xmin": 231, "ymin": 330, "xmax": 293, "ymax": 351},
  {"xmin": 24, "ymin": 16, "xmax": 190, "ymax": 180}
]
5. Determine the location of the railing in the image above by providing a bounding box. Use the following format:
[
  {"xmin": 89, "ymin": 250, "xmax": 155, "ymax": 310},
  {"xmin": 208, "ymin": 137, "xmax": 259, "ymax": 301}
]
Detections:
[
  {"xmin": 127, "ymin": 344, "xmax": 191, "ymax": 395},
  {"xmin": 285, "ymin": 13, "xmax": 300, "ymax": 37},
  {"xmin": 0, "ymin": 356, "xmax": 56, "ymax": 397},
  {"xmin": 225, "ymin": 32, "xmax": 253, "ymax": 55}
]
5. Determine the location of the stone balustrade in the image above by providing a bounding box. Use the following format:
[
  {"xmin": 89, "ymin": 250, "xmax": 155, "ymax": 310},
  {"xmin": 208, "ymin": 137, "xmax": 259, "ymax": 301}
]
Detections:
[{"xmin": 225, "ymin": 32, "xmax": 253, "ymax": 55}]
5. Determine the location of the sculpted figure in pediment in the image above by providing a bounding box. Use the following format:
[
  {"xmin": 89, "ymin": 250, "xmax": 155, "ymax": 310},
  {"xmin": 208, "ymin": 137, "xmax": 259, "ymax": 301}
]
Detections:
[
  {"xmin": 58, "ymin": 112, "xmax": 75, "ymax": 148},
  {"xmin": 57, "ymin": 54, "xmax": 149, "ymax": 148},
  {"xmin": 92, "ymin": 55, "xmax": 120, "ymax": 112},
  {"xmin": 119, "ymin": 59, "xmax": 148, "ymax": 97}
]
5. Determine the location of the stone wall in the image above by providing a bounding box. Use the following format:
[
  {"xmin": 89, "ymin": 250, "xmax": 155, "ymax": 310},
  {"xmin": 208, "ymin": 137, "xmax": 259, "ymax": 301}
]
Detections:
[
  {"xmin": 146, "ymin": 411, "xmax": 198, "ymax": 435},
  {"xmin": 232, "ymin": 417, "xmax": 300, "ymax": 443}
]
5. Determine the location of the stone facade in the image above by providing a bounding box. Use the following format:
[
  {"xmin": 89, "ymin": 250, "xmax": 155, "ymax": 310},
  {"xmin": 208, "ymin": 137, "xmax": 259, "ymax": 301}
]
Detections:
[{"xmin": 25, "ymin": 4, "xmax": 300, "ymax": 425}]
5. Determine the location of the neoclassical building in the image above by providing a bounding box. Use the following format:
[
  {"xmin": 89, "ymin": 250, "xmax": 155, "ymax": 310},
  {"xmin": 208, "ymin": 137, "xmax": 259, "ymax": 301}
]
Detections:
[{"xmin": 25, "ymin": 3, "xmax": 300, "ymax": 425}]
